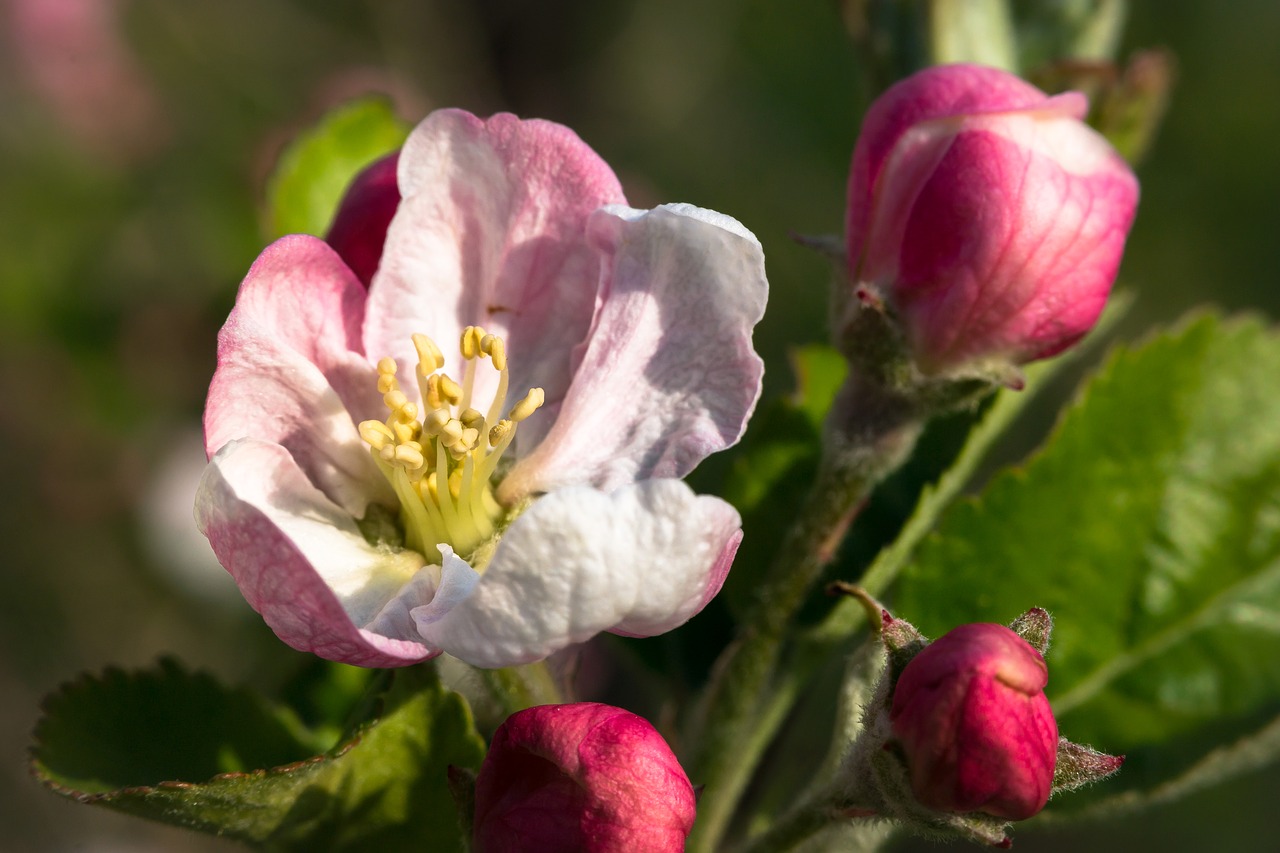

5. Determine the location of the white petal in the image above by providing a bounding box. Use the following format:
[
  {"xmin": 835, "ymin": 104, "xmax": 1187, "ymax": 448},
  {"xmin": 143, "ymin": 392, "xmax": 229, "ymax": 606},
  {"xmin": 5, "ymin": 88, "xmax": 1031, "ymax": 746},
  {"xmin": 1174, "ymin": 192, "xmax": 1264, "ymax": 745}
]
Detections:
[
  {"xmin": 413, "ymin": 479, "xmax": 742, "ymax": 668},
  {"xmin": 501, "ymin": 203, "xmax": 767, "ymax": 501}
]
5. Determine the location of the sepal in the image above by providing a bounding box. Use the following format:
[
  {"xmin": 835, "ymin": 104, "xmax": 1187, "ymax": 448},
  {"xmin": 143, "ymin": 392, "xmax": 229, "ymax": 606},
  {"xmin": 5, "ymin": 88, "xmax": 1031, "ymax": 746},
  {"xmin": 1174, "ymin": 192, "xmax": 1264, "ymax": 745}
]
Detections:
[{"xmin": 1052, "ymin": 739, "xmax": 1125, "ymax": 795}]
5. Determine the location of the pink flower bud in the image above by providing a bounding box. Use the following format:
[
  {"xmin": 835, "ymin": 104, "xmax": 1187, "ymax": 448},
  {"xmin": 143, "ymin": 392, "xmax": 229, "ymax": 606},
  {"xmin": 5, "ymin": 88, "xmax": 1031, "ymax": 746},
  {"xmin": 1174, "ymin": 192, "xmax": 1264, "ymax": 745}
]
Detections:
[
  {"xmin": 890, "ymin": 622, "xmax": 1058, "ymax": 820},
  {"xmin": 324, "ymin": 150, "xmax": 401, "ymax": 287},
  {"xmin": 473, "ymin": 703, "xmax": 696, "ymax": 853},
  {"xmin": 846, "ymin": 64, "xmax": 1139, "ymax": 373}
]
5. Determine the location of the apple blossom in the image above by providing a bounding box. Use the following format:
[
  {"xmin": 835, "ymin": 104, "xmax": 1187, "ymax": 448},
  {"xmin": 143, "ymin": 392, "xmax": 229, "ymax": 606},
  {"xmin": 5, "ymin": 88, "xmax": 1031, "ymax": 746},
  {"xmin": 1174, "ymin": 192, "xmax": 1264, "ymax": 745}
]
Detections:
[
  {"xmin": 196, "ymin": 109, "xmax": 766, "ymax": 668},
  {"xmin": 844, "ymin": 63, "xmax": 1139, "ymax": 375},
  {"xmin": 890, "ymin": 622, "xmax": 1058, "ymax": 820},
  {"xmin": 473, "ymin": 703, "xmax": 696, "ymax": 853}
]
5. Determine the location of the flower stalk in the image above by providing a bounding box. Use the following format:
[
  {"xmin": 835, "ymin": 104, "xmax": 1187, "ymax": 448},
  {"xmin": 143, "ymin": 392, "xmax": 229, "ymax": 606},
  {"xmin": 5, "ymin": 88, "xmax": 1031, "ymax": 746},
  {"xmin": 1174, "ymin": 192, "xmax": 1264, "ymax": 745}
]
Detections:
[{"xmin": 687, "ymin": 370, "xmax": 927, "ymax": 853}]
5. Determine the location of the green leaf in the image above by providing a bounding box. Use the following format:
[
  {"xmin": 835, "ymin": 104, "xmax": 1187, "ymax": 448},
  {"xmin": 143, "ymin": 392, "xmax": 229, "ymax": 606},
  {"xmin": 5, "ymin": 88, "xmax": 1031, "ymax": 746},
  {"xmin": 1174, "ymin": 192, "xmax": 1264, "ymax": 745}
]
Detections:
[
  {"xmin": 33, "ymin": 661, "xmax": 485, "ymax": 851},
  {"xmin": 895, "ymin": 314, "xmax": 1280, "ymax": 775},
  {"xmin": 265, "ymin": 97, "xmax": 409, "ymax": 239}
]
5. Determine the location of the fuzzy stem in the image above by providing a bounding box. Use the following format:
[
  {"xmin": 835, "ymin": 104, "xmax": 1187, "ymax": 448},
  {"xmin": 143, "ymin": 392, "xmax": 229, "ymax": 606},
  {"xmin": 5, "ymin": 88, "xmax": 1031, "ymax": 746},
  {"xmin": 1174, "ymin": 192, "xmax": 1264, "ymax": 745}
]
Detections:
[{"xmin": 687, "ymin": 371, "xmax": 924, "ymax": 853}]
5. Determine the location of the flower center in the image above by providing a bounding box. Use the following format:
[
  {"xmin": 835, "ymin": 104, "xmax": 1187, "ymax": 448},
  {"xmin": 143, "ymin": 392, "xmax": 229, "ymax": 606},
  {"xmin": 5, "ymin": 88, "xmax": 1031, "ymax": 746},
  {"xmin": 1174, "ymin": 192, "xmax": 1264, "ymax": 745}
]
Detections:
[{"xmin": 358, "ymin": 326, "xmax": 544, "ymax": 560}]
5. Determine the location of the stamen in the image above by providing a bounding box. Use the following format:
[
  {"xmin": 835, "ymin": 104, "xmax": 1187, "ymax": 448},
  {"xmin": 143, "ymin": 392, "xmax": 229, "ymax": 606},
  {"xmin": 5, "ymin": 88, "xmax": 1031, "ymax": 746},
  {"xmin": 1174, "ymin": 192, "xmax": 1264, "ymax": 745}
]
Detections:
[
  {"xmin": 360, "ymin": 329, "xmax": 546, "ymax": 561},
  {"xmin": 384, "ymin": 388, "xmax": 408, "ymax": 412},
  {"xmin": 412, "ymin": 333, "xmax": 444, "ymax": 372},
  {"xmin": 488, "ymin": 419, "xmax": 513, "ymax": 447},
  {"xmin": 481, "ymin": 334, "xmax": 507, "ymax": 371},
  {"xmin": 359, "ymin": 420, "xmax": 394, "ymax": 449},
  {"xmin": 509, "ymin": 388, "xmax": 545, "ymax": 422},
  {"xmin": 437, "ymin": 374, "xmax": 463, "ymax": 405}
]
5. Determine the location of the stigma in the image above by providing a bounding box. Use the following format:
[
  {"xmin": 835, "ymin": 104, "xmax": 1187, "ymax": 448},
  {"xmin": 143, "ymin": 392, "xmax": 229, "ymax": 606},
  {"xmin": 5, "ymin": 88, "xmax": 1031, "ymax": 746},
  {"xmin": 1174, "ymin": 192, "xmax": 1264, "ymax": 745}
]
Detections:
[{"xmin": 358, "ymin": 326, "xmax": 544, "ymax": 560}]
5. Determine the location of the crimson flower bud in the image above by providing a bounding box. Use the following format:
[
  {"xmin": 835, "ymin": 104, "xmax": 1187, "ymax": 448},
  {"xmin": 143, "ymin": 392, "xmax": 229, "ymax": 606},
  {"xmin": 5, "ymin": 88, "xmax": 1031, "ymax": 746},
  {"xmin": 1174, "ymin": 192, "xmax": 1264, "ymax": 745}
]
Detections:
[
  {"xmin": 845, "ymin": 64, "xmax": 1139, "ymax": 375},
  {"xmin": 890, "ymin": 623, "xmax": 1058, "ymax": 820},
  {"xmin": 473, "ymin": 703, "xmax": 696, "ymax": 853},
  {"xmin": 325, "ymin": 150, "xmax": 401, "ymax": 287}
]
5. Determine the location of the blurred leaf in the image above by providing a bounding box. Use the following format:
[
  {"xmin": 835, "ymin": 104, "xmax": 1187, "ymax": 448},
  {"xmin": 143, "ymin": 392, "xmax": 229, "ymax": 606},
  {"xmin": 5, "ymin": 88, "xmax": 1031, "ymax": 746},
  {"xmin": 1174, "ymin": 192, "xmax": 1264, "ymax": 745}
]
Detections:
[
  {"xmin": 718, "ymin": 345, "xmax": 847, "ymax": 617},
  {"xmin": 33, "ymin": 661, "xmax": 485, "ymax": 851},
  {"xmin": 896, "ymin": 315, "xmax": 1280, "ymax": 773},
  {"xmin": 266, "ymin": 97, "xmax": 409, "ymax": 239}
]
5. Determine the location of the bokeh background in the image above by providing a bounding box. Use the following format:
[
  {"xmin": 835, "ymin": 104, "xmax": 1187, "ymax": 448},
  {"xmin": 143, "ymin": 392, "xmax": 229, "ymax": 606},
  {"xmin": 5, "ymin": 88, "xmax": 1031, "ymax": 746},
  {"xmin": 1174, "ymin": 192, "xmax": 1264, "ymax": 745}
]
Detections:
[{"xmin": 2, "ymin": 1, "xmax": 1277, "ymax": 850}]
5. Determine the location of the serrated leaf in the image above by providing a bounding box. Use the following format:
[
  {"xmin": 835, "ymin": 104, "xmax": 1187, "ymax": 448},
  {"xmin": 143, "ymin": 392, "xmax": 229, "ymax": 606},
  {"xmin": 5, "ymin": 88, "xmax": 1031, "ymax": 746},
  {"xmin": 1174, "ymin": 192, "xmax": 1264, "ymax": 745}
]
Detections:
[
  {"xmin": 34, "ymin": 662, "xmax": 485, "ymax": 850},
  {"xmin": 266, "ymin": 97, "xmax": 409, "ymax": 239},
  {"xmin": 895, "ymin": 315, "xmax": 1280, "ymax": 774},
  {"xmin": 33, "ymin": 657, "xmax": 327, "ymax": 792}
]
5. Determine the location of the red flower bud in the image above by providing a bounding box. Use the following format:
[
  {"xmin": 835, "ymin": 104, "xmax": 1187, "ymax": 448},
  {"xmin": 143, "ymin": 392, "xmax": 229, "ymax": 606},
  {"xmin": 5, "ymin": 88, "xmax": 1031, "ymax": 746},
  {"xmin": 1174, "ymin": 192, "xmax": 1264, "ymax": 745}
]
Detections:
[
  {"xmin": 846, "ymin": 64, "xmax": 1139, "ymax": 374},
  {"xmin": 325, "ymin": 150, "xmax": 401, "ymax": 287},
  {"xmin": 473, "ymin": 703, "xmax": 696, "ymax": 853},
  {"xmin": 890, "ymin": 623, "xmax": 1058, "ymax": 820}
]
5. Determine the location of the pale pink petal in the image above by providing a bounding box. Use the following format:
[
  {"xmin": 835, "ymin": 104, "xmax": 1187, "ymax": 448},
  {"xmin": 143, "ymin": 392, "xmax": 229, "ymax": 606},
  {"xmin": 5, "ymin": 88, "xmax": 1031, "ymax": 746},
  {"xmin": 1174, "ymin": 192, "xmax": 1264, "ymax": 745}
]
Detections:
[
  {"xmin": 362, "ymin": 109, "xmax": 626, "ymax": 432},
  {"xmin": 204, "ymin": 234, "xmax": 390, "ymax": 516},
  {"xmin": 500, "ymin": 203, "xmax": 766, "ymax": 500},
  {"xmin": 195, "ymin": 438, "xmax": 437, "ymax": 667},
  {"xmin": 412, "ymin": 479, "xmax": 742, "ymax": 668}
]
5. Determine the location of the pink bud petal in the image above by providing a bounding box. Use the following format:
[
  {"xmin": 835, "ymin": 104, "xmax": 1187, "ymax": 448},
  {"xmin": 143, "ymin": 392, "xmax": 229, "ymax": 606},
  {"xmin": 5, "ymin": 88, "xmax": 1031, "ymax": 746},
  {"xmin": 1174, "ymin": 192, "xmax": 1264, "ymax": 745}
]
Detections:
[
  {"xmin": 325, "ymin": 150, "xmax": 401, "ymax": 288},
  {"xmin": 890, "ymin": 623, "xmax": 1058, "ymax": 820},
  {"xmin": 846, "ymin": 64, "xmax": 1138, "ymax": 373},
  {"xmin": 474, "ymin": 703, "xmax": 696, "ymax": 853}
]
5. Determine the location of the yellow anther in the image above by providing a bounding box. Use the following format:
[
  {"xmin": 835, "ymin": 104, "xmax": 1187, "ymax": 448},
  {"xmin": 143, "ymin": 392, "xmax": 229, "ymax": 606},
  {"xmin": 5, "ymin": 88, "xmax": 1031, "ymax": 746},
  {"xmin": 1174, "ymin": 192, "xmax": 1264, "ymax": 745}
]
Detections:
[
  {"xmin": 379, "ymin": 444, "xmax": 397, "ymax": 463},
  {"xmin": 358, "ymin": 420, "xmax": 394, "ymax": 450},
  {"xmin": 377, "ymin": 356, "xmax": 397, "ymax": 375},
  {"xmin": 489, "ymin": 419, "xmax": 513, "ymax": 447},
  {"xmin": 439, "ymin": 418, "xmax": 464, "ymax": 447},
  {"xmin": 509, "ymin": 387, "xmax": 545, "ymax": 423},
  {"xmin": 461, "ymin": 326, "xmax": 483, "ymax": 359},
  {"xmin": 395, "ymin": 401, "xmax": 419, "ymax": 424},
  {"xmin": 457, "ymin": 427, "xmax": 480, "ymax": 453},
  {"xmin": 437, "ymin": 374, "xmax": 463, "ymax": 405},
  {"xmin": 393, "ymin": 444, "xmax": 425, "ymax": 470},
  {"xmin": 425, "ymin": 471, "xmax": 440, "ymax": 501},
  {"xmin": 424, "ymin": 374, "xmax": 443, "ymax": 409},
  {"xmin": 384, "ymin": 389, "xmax": 409, "ymax": 412},
  {"xmin": 448, "ymin": 469, "xmax": 464, "ymax": 499},
  {"xmin": 424, "ymin": 409, "xmax": 451, "ymax": 436},
  {"xmin": 483, "ymin": 334, "xmax": 507, "ymax": 371},
  {"xmin": 392, "ymin": 420, "xmax": 420, "ymax": 444},
  {"xmin": 412, "ymin": 333, "xmax": 444, "ymax": 372},
  {"xmin": 377, "ymin": 373, "xmax": 398, "ymax": 394},
  {"xmin": 459, "ymin": 408, "xmax": 485, "ymax": 429}
]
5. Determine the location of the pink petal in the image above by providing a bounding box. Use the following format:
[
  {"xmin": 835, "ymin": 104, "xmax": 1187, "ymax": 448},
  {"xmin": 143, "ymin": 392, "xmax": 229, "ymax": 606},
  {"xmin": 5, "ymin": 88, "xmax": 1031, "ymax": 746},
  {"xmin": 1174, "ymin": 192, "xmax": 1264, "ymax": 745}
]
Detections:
[
  {"xmin": 204, "ymin": 235, "xmax": 390, "ymax": 516},
  {"xmin": 362, "ymin": 109, "xmax": 626, "ymax": 431},
  {"xmin": 892, "ymin": 119, "xmax": 1136, "ymax": 367},
  {"xmin": 500, "ymin": 203, "xmax": 767, "ymax": 500},
  {"xmin": 847, "ymin": 63, "xmax": 1067, "ymax": 265},
  {"xmin": 412, "ymin": 479, "xmax": 742, "ymax": 668},
  {"xmin": 195, "ymin": 438, "xmax": 438, "ymax": 668}
]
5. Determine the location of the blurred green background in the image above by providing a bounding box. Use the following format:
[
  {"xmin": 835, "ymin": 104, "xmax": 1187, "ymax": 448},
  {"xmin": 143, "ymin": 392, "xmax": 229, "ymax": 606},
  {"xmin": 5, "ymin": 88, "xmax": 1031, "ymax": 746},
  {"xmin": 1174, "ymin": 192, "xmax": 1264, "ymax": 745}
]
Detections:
[{"xmin": 2, "ymin": 1, "xmax": 1277, "ymax": 849}]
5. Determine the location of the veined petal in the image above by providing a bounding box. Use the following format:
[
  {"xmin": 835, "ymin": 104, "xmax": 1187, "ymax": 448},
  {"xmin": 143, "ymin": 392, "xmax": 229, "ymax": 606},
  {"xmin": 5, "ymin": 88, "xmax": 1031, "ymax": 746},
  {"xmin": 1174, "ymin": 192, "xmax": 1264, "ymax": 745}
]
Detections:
[
  {"xmin": 412, "ymin": 479, "xmax": 742, "ymax": 668},
  {"xmin": 204, "ymin": 235, "xmax": 390, "ymax": 516},
  {"xmin": 501, "ymin": 203, "xmax": 766, "ymax": 500},
  {"xmin": 195, "ymin": 438, "xmax": 438, "ymax": 668},
  {"xmin": 363, "ymin": 109, "xmax": 626, "ymax": 433}
]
